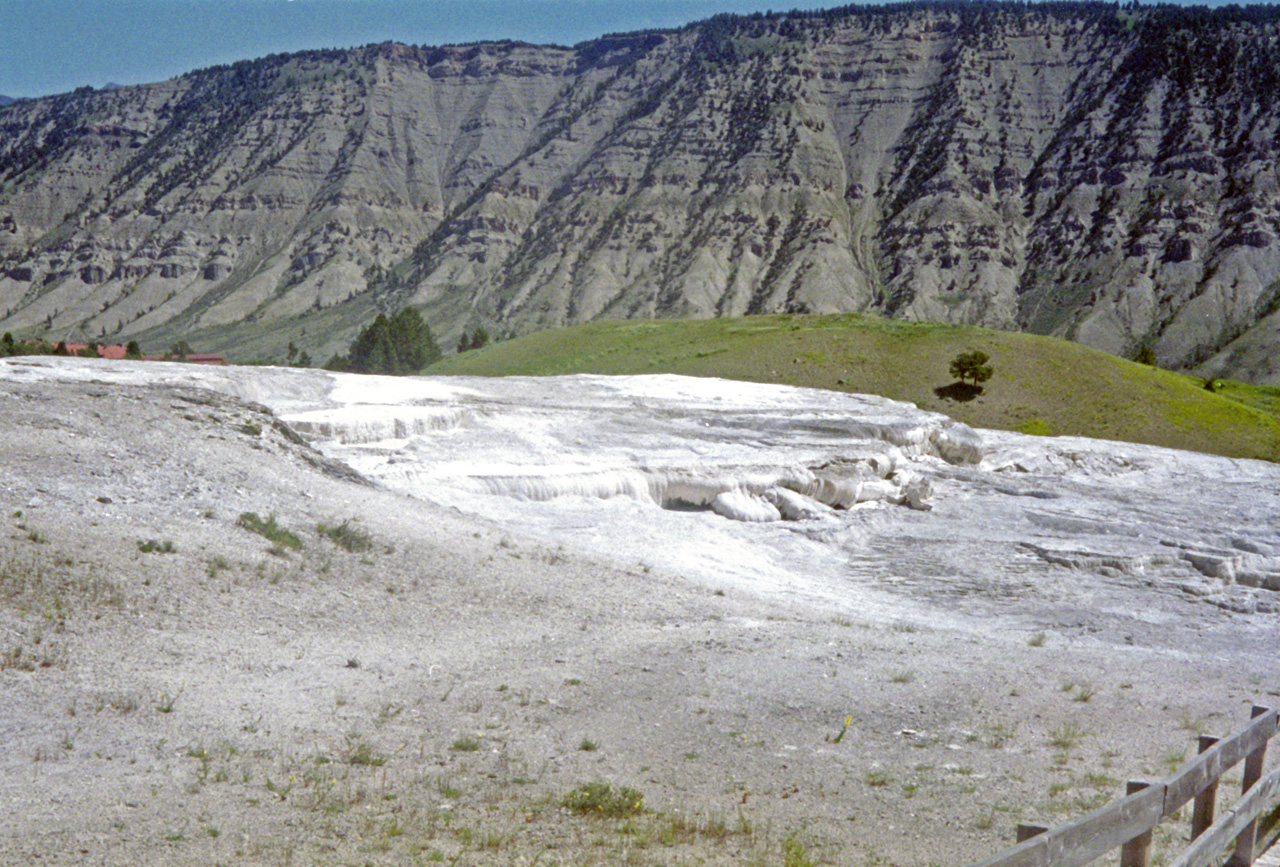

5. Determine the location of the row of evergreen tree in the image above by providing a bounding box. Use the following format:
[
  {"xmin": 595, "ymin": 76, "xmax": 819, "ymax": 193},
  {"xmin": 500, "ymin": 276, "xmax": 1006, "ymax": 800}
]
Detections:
[
  {"xmin": 323, "ymin": 308, "xmax": 492, "ymax": 374},
  {"xmin": 0, "ymin": 333, "xmax": 144, "ymax": 359},
  {"xmin": 0, "ymin": 308, "xmax": 473, "ymax": 375},
  {"xmin": 323, "ymin": 307, "xmax": 441, "ymax": 374}
]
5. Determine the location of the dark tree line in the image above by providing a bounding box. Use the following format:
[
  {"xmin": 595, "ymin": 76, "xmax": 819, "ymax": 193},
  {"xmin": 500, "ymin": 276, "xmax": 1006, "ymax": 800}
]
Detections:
[
  {"xmin": 325, "ymin": 307, "xmax": 441, "ymax": 374},
  {"xmin": 456, "ymin": 326, "xmax": 490, "ymax": 354},
  {"xmin": 0, "ymin": 333, "xmax": 143, "ymax": 359}
]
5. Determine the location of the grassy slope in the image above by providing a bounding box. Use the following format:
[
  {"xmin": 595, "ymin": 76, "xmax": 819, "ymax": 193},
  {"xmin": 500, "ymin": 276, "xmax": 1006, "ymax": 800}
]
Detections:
[
  {"xmin": 426, "ymin": 314, "xmax": 1280, "ymax": 462},
  {"xmin": 131, "ymin": 297, "xmax": 378, "ymax": 367}
]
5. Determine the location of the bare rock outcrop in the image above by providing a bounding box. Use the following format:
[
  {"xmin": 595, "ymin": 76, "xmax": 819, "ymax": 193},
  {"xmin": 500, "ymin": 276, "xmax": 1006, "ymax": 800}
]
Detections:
[{"xmin": 3, "ymin": 7, "xmax": 1280, "ymax": 381}]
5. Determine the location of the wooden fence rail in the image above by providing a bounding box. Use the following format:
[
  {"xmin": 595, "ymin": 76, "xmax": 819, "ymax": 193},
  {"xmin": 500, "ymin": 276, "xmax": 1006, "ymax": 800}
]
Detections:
[{"xmin": 968, "ymin": 705, "xmax": 1280, "ymax": 867}]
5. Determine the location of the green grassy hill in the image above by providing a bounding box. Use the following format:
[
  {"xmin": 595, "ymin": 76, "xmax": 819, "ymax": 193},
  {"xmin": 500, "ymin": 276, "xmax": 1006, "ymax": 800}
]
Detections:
[{"xmin": 425, "ymin": 314, "xmax": 1280, "ymax": 462}]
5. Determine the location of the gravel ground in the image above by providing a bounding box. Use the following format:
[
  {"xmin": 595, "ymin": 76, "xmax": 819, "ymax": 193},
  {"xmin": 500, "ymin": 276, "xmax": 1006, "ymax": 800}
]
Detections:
[{"xmin": 0, "ymin": 364, "xmax": 1276, "ymax": 866}]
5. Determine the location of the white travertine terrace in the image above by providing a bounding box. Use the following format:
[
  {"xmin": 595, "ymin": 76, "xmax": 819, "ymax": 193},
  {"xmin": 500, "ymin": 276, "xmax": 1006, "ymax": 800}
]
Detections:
[{"xmin": 7, "ymin": 358, "xmax": 1279, "ymax": 618}]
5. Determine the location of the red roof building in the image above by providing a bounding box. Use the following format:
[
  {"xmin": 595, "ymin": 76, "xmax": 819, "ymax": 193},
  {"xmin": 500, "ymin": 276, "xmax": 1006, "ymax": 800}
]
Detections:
[
  {"xmin": 60, "ymin": 343, "xmax": 227, "ymax": 365},
  {"xmin": 59, "ymin": 342, "xmax": 127, "ymax": 359}
]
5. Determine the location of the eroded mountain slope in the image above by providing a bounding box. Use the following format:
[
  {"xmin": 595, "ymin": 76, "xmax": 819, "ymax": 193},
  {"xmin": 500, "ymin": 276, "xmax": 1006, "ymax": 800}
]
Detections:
[{"xmin": 2, "ymin": 4, "xmax": 1280, "ymax": 381}]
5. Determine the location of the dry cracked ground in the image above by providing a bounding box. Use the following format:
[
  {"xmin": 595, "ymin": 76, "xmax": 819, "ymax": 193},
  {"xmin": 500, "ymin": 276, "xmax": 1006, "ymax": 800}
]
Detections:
[{"xmin": 0, "ymin": 362, "xmax": 1277, "ymax": 866}]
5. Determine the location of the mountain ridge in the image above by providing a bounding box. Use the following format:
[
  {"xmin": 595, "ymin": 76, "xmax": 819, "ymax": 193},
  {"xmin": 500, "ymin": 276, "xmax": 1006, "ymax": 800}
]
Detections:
[{"xmin": 3, "ymin": 2, "xmax": 1280, "ymax": 382}]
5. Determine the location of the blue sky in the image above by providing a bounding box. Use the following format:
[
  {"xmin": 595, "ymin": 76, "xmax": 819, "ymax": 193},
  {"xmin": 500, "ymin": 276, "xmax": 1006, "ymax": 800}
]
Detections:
[{"xmin": 0, "ymin": 0, "xmax": 835, "ymax": 99}]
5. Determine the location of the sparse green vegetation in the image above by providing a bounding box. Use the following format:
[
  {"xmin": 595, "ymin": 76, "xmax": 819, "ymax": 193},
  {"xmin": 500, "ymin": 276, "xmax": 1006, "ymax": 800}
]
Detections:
[
  {"xmin": 0, "ymin": 552, "xmax": 125, "ymax": 617},
  {"xmin": 561, "ymin": 782, "xmax": 645, "ymax": 818},
  {"xmin": 424, "ymin": 314, "xmax": 1280, "ymax": 462},
  {"xmin": 1071, "ymin": 682, "xmax": 1097, "ymax": 703},
  {"xmin": 782, "ymin": 831, "xmax": 816, "ymax": 867},
  {"xmin": 155, "ymin": 688, "xmax": 182, "ymax": 714},
  {"xmin": 1048, "ymin": 721, "xmax": 1088, "ymax": 750},
  {"xmin": 983, "ymin": 722, "xmax": 1017, "ymax": 749},
  {"xmin": 1179, "ymin": 711, "xmax": 1211, "ymax": 735},
  {"xmin": 137, "ymin": 539, "xmax": 176, "ymax": 554},
  {"xmin": 1161, "ymin": 749, "xmax": 1189, "ymax": 775},
  {"xmin": 343, "ymin": 734, "xmax": 387, "ymax": 767},
  {"xmin": 317, "ymin": 519, "xmax": 373, "ymax": 553},
  {"xmin": 1, "ymin": 640, "xmax": 66, "ymax": 672},
  {"xmin": 827, "ymin": 713, "xmax": 853, "ymax": 744},
  {"xmin": 237, "ymin": 512, "xmax": 302, "ymax": 551},
  {"xmin": 1018, "ymin": 418, "xmax": 1054, "ymax": 436},
  {"xmin": 95, "ymin": 692, "xmax": 139, "ymax": 714},
  {"xmin": 451, "ymin": 734, "xmax": 481, "ymax": 753}
]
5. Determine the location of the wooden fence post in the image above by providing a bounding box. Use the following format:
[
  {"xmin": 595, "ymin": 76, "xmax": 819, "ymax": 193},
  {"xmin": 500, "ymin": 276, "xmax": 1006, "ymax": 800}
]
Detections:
[
  {"xmin": 967, "ymin": 705, "xmax": 1278, "ymax": 867},
  {"xmin": 1121, "ymin": 781, "xmax": 1154, "ymax": 867},
  {"xmin": 1016, "ymin": 823, "xmax": 1048, "ymax": 843},
  {"xmin": 1191, "ymin": 735, "xmax": 1220, "ymax": 840},
  {"xmin": 1226, "ymin": 705, "xmax": 1270, "ymax": 867}
]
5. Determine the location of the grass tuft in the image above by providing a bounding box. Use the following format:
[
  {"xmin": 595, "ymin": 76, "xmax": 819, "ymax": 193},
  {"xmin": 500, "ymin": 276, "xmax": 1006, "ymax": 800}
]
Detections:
[
  {"xmin": 1048, "ymin": 720, "xmax": 1087, "ymax": 750},
  {"xmin": 783, "ymin": 831, "xmax": 816, "ymax": 867},
  {"xmin": 561, "ymin": 782, "xmax": 645, "ymax": 818},
  {"xmin": 451, "ymin": 734, "xmax": 481, "ymax": 753},
  {"xmin": 343, "ymin": 734, "xmax": 387, "ymax": 767},
  {"xmin": 155, "ymin": 688, "xmax": 182, "ymax": 714},
  {"xmin": 318, "ymin": 519, "xmax": 373, "ymax": 553},
  {"xmin": 237, "ymin": 512, "xmax": 302, "ymax": 551}
]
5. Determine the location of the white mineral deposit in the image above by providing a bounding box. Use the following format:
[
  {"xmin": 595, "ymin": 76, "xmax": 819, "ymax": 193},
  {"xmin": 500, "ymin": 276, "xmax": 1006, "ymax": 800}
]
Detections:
[{"xmin": 1, "ymin": 357, "xmax": 1276, "ymax": 865}]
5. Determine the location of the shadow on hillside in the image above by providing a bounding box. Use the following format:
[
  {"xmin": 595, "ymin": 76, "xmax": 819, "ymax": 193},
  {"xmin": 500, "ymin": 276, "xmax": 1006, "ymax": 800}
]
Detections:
[{"xmin": 933, "ymin": 382, "xmax": 984, "ymax": 402}]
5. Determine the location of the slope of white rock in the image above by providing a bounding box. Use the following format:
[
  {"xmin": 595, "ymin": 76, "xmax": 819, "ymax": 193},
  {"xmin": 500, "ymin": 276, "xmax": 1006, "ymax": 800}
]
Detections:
[{"xmin": 6, "ymin": 357, "xmax": 1278, "ymax": 625}]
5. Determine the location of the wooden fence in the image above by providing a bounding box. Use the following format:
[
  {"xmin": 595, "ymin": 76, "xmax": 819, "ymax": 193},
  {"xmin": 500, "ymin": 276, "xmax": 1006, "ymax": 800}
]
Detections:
[{"xmin": 968, "ymin": 705, "xmax": 1280, "ymax": 867}]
